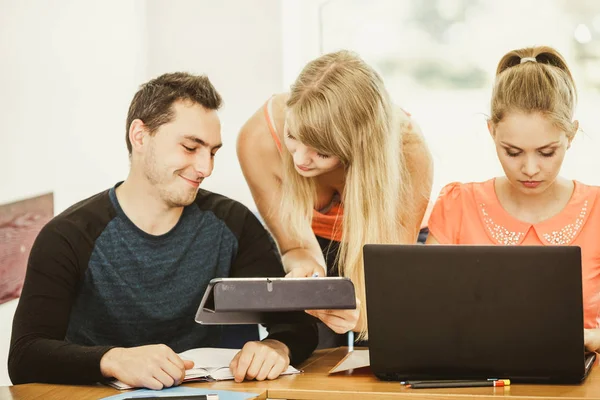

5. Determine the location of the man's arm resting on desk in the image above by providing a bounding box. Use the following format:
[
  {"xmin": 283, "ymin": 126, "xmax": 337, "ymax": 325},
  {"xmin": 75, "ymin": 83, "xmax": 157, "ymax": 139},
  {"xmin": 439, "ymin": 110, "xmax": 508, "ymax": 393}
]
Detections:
[
  {"xmin": 8, "ymin": 222, "xmax": 115, "ymax": 384},
  {"xmin": 9, "ymin": 222, "xmax": 194, "ymax": 389}
]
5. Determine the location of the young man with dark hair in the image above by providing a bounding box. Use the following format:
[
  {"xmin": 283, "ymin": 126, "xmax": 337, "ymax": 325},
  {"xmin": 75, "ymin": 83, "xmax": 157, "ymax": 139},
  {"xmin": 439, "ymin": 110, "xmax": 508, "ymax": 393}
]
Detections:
[{"xmin": 8, "ymin": 72, "xmax": 318, "ymax": 389}]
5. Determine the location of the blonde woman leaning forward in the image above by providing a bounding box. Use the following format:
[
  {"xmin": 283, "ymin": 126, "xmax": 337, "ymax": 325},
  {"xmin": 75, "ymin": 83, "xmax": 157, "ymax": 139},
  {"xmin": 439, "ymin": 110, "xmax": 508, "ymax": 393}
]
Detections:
[
  {"xmin": 426, "ymin": 46, "xmax": 600, "ymax": 351},
  {"xmin": 238, "ymin": 50, "xmax": 433, "ymax": 347}
]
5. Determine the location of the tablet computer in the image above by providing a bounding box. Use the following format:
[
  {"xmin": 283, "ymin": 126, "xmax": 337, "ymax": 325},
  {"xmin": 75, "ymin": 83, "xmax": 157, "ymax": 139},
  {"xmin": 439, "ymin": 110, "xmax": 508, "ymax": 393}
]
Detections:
[{"xmin": 195, "ymin": 277, "xmax": 356, "ymax": 325}]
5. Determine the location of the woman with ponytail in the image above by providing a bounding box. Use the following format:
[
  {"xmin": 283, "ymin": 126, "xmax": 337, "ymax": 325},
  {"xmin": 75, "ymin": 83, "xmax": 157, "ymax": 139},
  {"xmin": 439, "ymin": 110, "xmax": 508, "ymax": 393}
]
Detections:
[
  {"xmin": 237, "ymin": 50, "xmax": 433, "ymax": 347},
  {"xmin": 426, "ymin": 46, "xmax": 600, "ymax": 351}
]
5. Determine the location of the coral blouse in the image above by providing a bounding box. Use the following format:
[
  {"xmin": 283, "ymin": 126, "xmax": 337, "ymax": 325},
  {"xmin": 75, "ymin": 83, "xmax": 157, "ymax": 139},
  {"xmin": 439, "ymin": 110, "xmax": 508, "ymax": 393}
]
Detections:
[{"xmin": 428, "ymin": 179, "xmax": 600, "ymax": 328}]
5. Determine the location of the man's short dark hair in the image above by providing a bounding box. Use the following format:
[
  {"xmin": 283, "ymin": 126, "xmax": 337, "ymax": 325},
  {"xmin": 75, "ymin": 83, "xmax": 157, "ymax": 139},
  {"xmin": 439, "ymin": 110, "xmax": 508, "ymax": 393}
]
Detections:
[{"xmin": 125, "ymin": 72, "xmax": 223, "ymax": 155}]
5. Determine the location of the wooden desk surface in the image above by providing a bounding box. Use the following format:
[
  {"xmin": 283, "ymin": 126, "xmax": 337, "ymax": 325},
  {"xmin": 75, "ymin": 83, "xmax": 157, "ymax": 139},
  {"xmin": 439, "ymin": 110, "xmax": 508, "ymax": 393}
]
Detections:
[
  {"xmin": 5, "ymin": 347, "xmax": 600, "ymax": 400},
  {"xmin": 266, "ymin": 347, "xmax": 600, "ymax": 399}
]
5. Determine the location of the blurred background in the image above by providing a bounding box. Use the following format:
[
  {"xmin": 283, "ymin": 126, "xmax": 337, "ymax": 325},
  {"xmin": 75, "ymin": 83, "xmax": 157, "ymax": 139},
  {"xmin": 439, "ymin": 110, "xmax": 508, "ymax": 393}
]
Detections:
[
  {"xmin": 2, "ymin": 0, "xmax": 600, "ymax": 385},
  {"xmin": 318, "ymin": 0, "xmax": 600, "ymax": 198}
]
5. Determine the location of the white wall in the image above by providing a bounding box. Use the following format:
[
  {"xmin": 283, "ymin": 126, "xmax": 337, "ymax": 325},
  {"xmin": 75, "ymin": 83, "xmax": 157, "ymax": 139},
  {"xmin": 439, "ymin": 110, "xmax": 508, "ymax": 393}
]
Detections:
[
  {"xmin": 146, "ymin": 0, "xmax": 283, "ymax": 208},
  {"xmin": 0, "ymin": 1, "xmax": 54, "ymax": 206},
  {"xmin": 281, "ymin": 0, "xmax": 322, "ymax": 87},
  {"xmin": 49, "ymin": 1, "xmax": 147, "ymax": 214},
  {"xmin": 0, "ymin": 0, "xmax": 146, "ymax": 213}
]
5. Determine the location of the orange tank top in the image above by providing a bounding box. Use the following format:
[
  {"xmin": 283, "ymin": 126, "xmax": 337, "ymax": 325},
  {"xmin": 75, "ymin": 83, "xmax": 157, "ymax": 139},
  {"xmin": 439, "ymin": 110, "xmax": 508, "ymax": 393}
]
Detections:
[{"xmin": 263, "ymin": 97, "xmax": 343, "ymax": 242}]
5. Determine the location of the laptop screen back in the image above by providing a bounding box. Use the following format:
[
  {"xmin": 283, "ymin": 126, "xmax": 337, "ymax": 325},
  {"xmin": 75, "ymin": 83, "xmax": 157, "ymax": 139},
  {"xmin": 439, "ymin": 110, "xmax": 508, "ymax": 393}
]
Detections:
[{"xmin": 364, "ymin": 245, "xmax": 585, "ymax": 382}]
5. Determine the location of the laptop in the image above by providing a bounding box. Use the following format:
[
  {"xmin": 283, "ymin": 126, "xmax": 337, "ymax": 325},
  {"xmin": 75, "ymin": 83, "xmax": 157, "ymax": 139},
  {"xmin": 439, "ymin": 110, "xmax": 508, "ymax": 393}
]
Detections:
[{"xmin": 363, "ymin": 244, "xmax": 596, "ymax": 383}]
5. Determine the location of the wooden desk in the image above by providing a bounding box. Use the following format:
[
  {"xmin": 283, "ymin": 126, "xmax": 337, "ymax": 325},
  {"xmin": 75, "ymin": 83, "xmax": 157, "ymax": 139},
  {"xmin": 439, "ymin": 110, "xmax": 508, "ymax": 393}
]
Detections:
[
  {"xmin": 266, "ymin": 347, "xmax": 600, "ymax": 400},
  {"xmin": 5, "ymin": 347, "xmax": 600, "ymax": 400}
]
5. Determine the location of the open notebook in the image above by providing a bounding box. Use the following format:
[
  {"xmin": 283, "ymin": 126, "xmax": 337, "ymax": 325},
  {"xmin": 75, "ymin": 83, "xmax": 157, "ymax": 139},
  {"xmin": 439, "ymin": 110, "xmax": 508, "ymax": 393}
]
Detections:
[{"xmin": 108, "ymin": 347, "xmax": 301, "ymax": 390}]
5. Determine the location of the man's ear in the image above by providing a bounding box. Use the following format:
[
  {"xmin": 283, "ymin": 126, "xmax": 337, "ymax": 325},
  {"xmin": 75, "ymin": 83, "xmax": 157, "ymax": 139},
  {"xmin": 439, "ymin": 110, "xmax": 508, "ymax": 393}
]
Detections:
[{"xmin": 129, "ymin": 119, "xmax": 149, "ymax": 155}]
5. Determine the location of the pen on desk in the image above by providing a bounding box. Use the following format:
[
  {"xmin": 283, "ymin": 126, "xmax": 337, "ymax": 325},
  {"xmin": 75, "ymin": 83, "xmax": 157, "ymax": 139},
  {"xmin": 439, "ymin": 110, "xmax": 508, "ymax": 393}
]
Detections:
[
  {"xmin": 407, "ymin": 379, "xmax": 510, "ymax": 389},
  {"xmin": 347, "ymin": 330, "xmax": 354, "ymax": 352},
  {"xmin": 402, "ymin": 378, "xmax": 498, "ymax": 385}
]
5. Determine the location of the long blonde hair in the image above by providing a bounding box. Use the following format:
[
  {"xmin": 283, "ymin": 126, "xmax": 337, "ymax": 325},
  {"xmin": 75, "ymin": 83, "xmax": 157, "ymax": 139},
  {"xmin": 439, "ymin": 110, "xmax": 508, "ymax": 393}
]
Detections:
[
  {"xmin": 280, "ymin": 50, "xmax": 413, "ymax": 340},
  {"xmin": 491, "ymin": 46, "xmax": 577, "ymax": 135}
]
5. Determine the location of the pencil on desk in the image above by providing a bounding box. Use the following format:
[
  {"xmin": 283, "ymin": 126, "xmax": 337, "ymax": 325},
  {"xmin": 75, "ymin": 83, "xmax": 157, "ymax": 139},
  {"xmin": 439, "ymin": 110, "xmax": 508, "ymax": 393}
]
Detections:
[
  {"xmin": 403, "ymin": 378, "xmax": 498, "ymax": 385},
  {"xmin": 407, "ymin": 379, "xmax": 510, "ymax": 389}
]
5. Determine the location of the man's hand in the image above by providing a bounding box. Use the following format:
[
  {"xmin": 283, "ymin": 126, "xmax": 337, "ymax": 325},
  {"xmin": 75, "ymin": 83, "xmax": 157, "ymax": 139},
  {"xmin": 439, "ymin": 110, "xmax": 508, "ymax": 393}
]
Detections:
[
  {"xmin": 305, "ymin": 297, "xmax": 361, "ymax": 334},
  {"xmin": 584, "ymin": 328, "xmax": 600, "ymax": 352},
  {"xmin": 229, "ymin": 340, "xmax": 290, "ymax": 382},
  {"xmin": 285, "ymin": 261, "xmax": 326, "ymax": 277},
  {"xmin": 100, "ymin": 344, "xmax": 194, "ymax": 390}
]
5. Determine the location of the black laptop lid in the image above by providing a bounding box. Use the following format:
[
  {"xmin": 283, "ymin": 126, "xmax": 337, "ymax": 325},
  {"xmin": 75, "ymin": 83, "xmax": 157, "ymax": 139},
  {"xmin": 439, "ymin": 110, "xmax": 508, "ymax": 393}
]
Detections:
[{"xmin": 364, "ymin": 245, "xmax": 585, "ymax": 383}]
